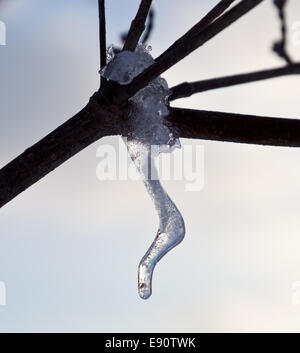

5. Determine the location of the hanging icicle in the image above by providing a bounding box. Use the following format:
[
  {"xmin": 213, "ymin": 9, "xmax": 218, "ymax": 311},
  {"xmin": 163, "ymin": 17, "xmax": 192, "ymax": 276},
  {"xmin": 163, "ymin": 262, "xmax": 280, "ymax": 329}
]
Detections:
[{"xmin": 101, "ymin": 44, "xmax": 185, "ymax": 299}]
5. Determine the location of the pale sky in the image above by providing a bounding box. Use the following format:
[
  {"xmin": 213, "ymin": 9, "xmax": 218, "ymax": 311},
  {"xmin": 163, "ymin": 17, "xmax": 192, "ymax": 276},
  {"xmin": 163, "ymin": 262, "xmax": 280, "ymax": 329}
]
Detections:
[{"xmin": 1, "ymin": 0, "xmax": 300, "ymax": 332}]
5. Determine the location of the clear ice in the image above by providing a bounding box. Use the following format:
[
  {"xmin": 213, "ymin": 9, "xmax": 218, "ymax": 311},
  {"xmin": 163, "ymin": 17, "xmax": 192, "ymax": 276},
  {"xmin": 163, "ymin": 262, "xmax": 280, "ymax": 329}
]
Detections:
[{"xmin": 101, "ymin": 44, "xmax": 185, "ymax": 299}]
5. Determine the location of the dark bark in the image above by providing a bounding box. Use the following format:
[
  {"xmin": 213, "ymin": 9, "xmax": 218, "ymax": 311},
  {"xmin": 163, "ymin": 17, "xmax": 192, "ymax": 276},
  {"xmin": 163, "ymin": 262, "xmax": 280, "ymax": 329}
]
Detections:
[
  {"xmin": 2, "ymin": 0, "xmax": 299, "ymax": 209},
  {"xmin": 273, "ymin": 0, "xmax": 293, "ymax": 64},
  {"xmin": 123, "ymin": 0, "xmax": 153, "ymax": 51},
  {"xmin": 141, "ymin": 8, "xmax": 155, "ymax": 44},
  {"xmin": 169, "ymin": 63, "xmax": 300, "ymax": 100},
  {"xmin": 0, "ymin": 96, "xmax": 122, "ymax": 207},
  {"xmin": 2, "ymin": 100, "xmax": 300, "ymax": 208},
  {"xmin": 98, "ymin": 0, "xmax": 107, "ymax": 86},
  {"xmin": 113, "ymin": 0, "xmax": 265, "ymax": 104},
  {"xmin": 169, "ymin": 107, "xmax": 300, "ymax": 147},
  {"xmin": 163, "ymin": 0, "xmax": 236, "ymax": 54}
]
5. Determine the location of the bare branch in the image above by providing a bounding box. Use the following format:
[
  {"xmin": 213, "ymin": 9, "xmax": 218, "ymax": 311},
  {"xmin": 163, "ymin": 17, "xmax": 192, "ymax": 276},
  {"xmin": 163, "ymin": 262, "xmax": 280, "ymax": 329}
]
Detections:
[
  {"xmin": 164, "ymin": 0, "xmax": 236, "ymax": 56},
  {"xmin": 272, "ymin": 0, "xmax": 293, "ymax": 64},
  {"xmin": 123, "ymin": 0, "xmax": 152, "ymax": 51},
  {"xmin": 169, "ymin": 63, "xmax": 300, "ymax": 100},
  {"xmin": 168, "ymin": 107, "xmax": 300, "ymax": 147},
  {"xmin": 114, "ymin": 0, "xmax": 265, "ymax": 104},
  {"xmin": 141, "ymin": 8, "xmax": 155, "ymax": 44},
  {"xmin": 0, "ymin": 96, "xmax": 122, "ymax": 208},
  {"xmin": 98, "ymin": 0, "xmax": 107, "ymax": 86}
]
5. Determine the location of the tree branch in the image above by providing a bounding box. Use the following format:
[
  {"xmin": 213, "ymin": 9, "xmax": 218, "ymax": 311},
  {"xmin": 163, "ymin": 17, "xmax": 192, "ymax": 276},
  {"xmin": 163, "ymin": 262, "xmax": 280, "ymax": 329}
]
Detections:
[
  {"xmin": 98, "ymin": 0, "xmax": 107, "ymax": 86},
  {"xmin": 2, "ymin": 0, "xmax": 295, "ymax": 210},
  {"xmin": 3, "ymin": 98, "xmax": 300, "ymax": 208},
  {"xmin": 272, "ymin": 0, "xmax": 292, "ymax": 64},
  {"xmin": 114, "ymin": 0, "xmax": 265, "ymax": 104},
  {"xmin": 0, "ymin": 95, "xmax": 122, "ymax": 208},
  {"xmin": 123, "ymin": 0, "xmax": 152, "ymax": 51},
  {"xmin": 163, "ymin": 0, "xmax": 236, "ymax": 55},
  {"xmin": 141, "ymin": 8, "xmax": 155, "ymax": 44},
  {"xmin": 168, "ymin": 107, "xmax": 300, "ymax": 147},
  {"xmin": 169, "ymin": 63, "xmax": 300, "ymax": 100}
]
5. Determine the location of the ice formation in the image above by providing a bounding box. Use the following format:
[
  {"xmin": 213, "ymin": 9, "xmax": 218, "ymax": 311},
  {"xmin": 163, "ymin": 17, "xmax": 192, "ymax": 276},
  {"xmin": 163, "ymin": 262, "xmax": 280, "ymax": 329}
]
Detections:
[{"xmin": 101, "ymin": 44, "xmax": 185, "ymax": 299}]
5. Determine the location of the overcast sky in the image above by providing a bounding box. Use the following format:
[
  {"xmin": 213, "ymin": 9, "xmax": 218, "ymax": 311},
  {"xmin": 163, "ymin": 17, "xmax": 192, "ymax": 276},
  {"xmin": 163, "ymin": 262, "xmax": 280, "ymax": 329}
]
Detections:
[{"xmin": 1, "ymin": 0, "xmax": 300, "ymax": 332}]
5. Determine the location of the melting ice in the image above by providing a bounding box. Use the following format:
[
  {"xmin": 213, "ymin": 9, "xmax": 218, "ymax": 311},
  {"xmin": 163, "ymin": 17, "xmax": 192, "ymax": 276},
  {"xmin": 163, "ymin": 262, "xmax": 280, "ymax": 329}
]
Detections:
[{"xmin": 101, "ymin": 44, "xmax": 185, "ymax": 299}]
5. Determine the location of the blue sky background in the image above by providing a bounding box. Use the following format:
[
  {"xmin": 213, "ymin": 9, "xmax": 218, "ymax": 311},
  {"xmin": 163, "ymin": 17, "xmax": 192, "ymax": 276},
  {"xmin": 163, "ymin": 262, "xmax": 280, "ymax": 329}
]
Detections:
[{"xmin": 1, "ymin": 0, "xmax": 300, "ymax": 332}]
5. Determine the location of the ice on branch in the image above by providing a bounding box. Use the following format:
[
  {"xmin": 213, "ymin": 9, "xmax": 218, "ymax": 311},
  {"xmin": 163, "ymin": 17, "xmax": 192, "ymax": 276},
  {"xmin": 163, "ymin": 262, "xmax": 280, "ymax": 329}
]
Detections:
[
  {"xmin": 102, "ymin": 44, "xmax": 154, "ymax": 85},
  {"xmin": 101, "ymin": 44, "xmax": 185, "ymax": 299}
]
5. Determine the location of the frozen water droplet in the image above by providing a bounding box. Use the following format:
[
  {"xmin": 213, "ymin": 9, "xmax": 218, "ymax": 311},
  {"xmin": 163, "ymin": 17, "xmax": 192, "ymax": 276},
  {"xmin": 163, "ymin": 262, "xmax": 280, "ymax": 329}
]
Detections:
[
  {"xmin": 106, "ymin": 45, "xmax": 115, "ymax": 62},
  {"xmin": 101, "ymin": 44, "xmax": 154, "ymax": 85}
]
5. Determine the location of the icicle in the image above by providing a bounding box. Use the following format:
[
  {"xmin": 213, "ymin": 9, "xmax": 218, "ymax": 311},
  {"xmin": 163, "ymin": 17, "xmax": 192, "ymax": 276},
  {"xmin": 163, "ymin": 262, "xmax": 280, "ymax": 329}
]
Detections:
[{"xmin": 101, "ymin": 44, "xmax": 185, "ymax": 299}]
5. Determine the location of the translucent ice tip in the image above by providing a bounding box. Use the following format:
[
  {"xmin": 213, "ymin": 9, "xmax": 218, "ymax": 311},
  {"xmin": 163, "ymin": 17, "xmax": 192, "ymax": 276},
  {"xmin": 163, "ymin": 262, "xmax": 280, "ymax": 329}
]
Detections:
[{"xmin": 138, "ymin": 262, "xmax": 153, "ymax": 299}]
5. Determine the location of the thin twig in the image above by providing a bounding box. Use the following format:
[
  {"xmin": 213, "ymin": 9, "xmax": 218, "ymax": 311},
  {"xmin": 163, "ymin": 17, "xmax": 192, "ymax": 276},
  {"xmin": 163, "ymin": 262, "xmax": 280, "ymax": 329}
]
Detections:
[
  {"xmin": 141, "ymin": 8, "xmax": 155, "ymax": 44},
  {"xmin": 112, "ymin": 0, "xmax": 265, "ymax": 104},
  {"xmin": 168, "ymin": 107, "xmax": 300, "ymax": 147},
  {"xmin": 169, "ymin": 63, "xmax": 300, "ymax": 100},
  {"xmin": 272, "ymin": 0, "xmax": 293, "ymax": 64},
  {"xmin": 98, "ymin": 0, "xmax": 107, "ymax": 86},
  {"xmin": 123, "ymin": 0, "xmax": 152, "ymax": 51},
  {"xmin": 121, "ymin": 7, "xmax": 154, "ymax": 46},
  {"xmin": 164, "ymin": 0, "xmax": 236, "ymax": 57}
]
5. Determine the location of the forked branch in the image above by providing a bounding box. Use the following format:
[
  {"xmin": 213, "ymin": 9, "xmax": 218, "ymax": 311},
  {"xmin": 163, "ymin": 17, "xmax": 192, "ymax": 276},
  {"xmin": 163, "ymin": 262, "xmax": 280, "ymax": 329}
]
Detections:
[
  {"xmin": 113, "ymin": 0, "xmax": 265, "ymax": 104},
  {"xmin": 273, "ymin": 0, "xmax": 293, "ymax": 64},
  {"xmin": 2, "ymin": 0, "xmax": 300, "ymax": 210},
  {"xmin": 3, "ymin": 103, "xmax": 300, "ymax": 208}
]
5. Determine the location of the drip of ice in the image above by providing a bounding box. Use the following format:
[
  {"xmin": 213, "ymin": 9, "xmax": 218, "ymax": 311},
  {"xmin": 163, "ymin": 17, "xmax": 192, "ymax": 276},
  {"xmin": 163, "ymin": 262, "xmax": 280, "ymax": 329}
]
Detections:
[{"xmin": 101, "ymin": 44, "xmax": 185, "ymax": 299}]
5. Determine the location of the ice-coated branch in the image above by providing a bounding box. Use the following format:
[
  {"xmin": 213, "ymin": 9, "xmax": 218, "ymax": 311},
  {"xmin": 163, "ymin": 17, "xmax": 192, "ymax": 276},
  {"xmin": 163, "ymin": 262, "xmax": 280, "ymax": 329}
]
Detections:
[
  {"xmin": 272, "ymin": 0, "xmax": 293, "ymax": 64},
  {"xmin": 123, "ymin": 0, "xmax": 153, "ymax": 52},
  {"xmin": 0, "ymin": 96, "xmax": 122, "ymax": 208},
  {"xmin": 3, "ymin": 102, "xmax": 300, "ymax": 208},
  {"xmin": 98, "ymin": 0, "xmax": 107, "ymax": 86},
  {"xmin": 169, "ymin": 63, "xmax": 300, "ymax": 100},
  {"xmin": 112, "ymin": 0, "xmax": 265, "ymax": 104},
  {"xmin": 168, "ymin": 107, "xmax": 300, "ymax": 147},
  {"xmin": 2, "ymin": 0, "xmax": 299, "ymax": 211}
]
